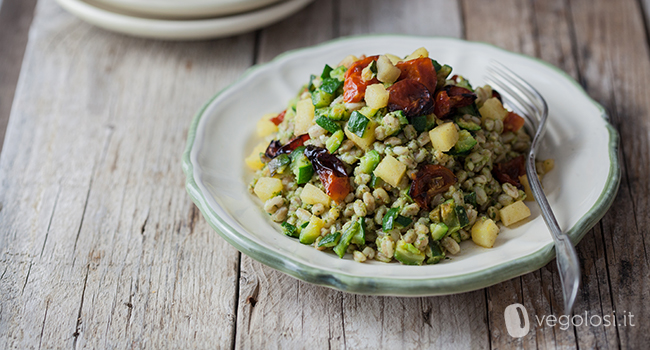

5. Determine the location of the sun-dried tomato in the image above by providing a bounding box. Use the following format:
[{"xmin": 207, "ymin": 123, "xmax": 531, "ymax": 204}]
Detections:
[
  {"xmin": 343, "ymin": 56, "xmax": 379, "ymax": 103},
  {"xmin": 304, "ymin": 146, "xmax": 351, "ymax": 202},
  {"xmin": 387, "ymin": 79, "xmax": 434, "ymax": 117},
  {"xmin": 433, "ymin": 85, "xmax": 477, "ymax": 119},
  {"xmin": 503, "ymin": 111, "xmax": 525, "ymax": 133},
  {"xmin": 408, "ymin": 164, "xmax": 457, "ymax": 210},
  {"xmin": 270, "ymin": 110, "xmax": 286, "ymax": 126},
  {"xmin": 493, "ymin": 155, "xmax": 526, "ymax": 189},
  {"xmin": 264, "ymin": 134, "xmax": 310, "ymax": 159},
  {"xmin": 395, "ymin": 58, "xmax": 437, "ymax": 93},
  {"xmin": 492, "ymin": 89, "xmax": 502, "ymax": 102}
]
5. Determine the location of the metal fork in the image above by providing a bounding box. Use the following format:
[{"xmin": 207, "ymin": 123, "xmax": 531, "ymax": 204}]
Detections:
[{"xmin": 485, "ymin": 62, "xmax": 580, "ymax": 315}]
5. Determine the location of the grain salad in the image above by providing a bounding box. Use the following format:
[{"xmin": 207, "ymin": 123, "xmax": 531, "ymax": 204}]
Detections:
[{"xmin": 245, "ymin": 47, "xmax": 553, "ymax": 265}]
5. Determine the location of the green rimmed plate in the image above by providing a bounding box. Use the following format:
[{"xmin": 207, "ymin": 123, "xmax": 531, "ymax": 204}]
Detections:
[{"xmin": 183, "ymin": 35, "xmax": 620, "ymax": 296}]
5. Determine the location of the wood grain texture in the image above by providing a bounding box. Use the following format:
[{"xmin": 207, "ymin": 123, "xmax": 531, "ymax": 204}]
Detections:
[
  {"xmin": 0, "ymin": 0, "xmax": 38, "ymax": 153},
  {"xmin": 0, "ymin": 1, "xmax": 251, "ymax": 348}
]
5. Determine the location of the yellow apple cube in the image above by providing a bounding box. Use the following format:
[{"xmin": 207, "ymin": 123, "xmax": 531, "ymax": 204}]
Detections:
[
  {"xmin": 256, "ymin": 113, "xmax": 279, "ymax": 137},
  {"xmin": 429, "ymin": 122, "xmax": 459, "ymax": 152},
  {"xmin": 499, "ymin": 201, "xmax": 531, "ymax": 226},
  {"xmin": 300, "ymin": 183, "xmax": 330, "ymax": 207},
  {"xmin": 364, "ymin": 84, "xmax": 389, "ymax": 109},
  {"xmin": 377, "ymin": 55, "xmax": 401, "ymax": 84},
  {"xmin": 294, "ymin": 98, "xmax": 315, "ymax": 135},
  {"xmin": 405, "ymin": 47, "xmax": 429, "ymax": 61},
  {"xmin": 471, "ymin": 217, "xmax": 500, "ymax": 248},
  {"xmin": 254, "ymin": 177, "xmax": 283, "ymax": 202},
  {"xmin": 245, "ymin": 142, "xmax": 268, "ymax": 170},
  {"xmin": 300, "ymin": 215, "xmax": 325, "ymax": 244},
  {"xmin": 373, "ymin": 155, "xmax": 406, "ymax": 188},
  {"xmin": 479, "ymin": 97, "xmax": 509, "ymax": 121},
  {"xmin": 384, "ymin": 53, "xmax": 403, "ymax": 65},
  {"xmin": 338, "ymin": 55, "xmax": 359, "ymax": 69}
]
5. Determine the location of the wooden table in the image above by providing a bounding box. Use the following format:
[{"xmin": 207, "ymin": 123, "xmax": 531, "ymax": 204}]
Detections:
[{"xmin": 0, "ymin": 0, "xmax": 648, "ymax": 348}]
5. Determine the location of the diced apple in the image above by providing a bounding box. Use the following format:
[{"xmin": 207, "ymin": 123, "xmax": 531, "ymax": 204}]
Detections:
[
  {"xmin": 405, "ymin": 47, "xmax": 429, "ymax": 61},
  {"xmin": 344, "ymin": 120, "xmax": 377, "ymax": 151},
  {"xmin": 373, "ymin": 155, "xmax": 406, "ymax": 188},
  {"xmin": 429, "ymin": 122, "xmax": 459, "ymax": 152},
  {"xmin": 338, "ymin": 55, "xmax": 359, "ymax": 69},
  {"xmin": 499, "ymin": 201, "xmax": 531, "ymax": 226},
  {"xmin": 300, "ymin": 215, "xmax": 324, "ymax": 244},
  {"xmin": 384, "ymin": 53, "xmax": 403, "ymax": 65},
  {"xmin": 542, "ymin": 159, "xmax": 555, "ymax": 174},
  {"xmin": 518, "ymin": 174, "xmax": 543, "ymax": 202},
  {"xmin": 479, "ymin": 97, "xmax": 509, "ymax": 121},
  {"xmin": 256, "ymin": 113, "xmax": 279, "ymax": 137},
  {"xmin": 300, "ymin": 183, "xmax": 330, "ymax": 207},
  {"xmin": 471, "ymin": 217, "xmax": 500, "ymax": 248},
  {"xmin": 294, "ymin": 98, "xmax": 315, "ymax": 135},
  {"xmin": 254, "ymin": 177, "xmax": 283, "ymax": 202},
  {"xmin": 364, "ymin": 84, "xmax": 389, "ymax": 109},
  {"xmin": 377, "ymin": 55, "xmax": 401, "ymax": 84},
  {"xmin": 244, "ymin": 142, "xmax": 268, "ymax": 170}
]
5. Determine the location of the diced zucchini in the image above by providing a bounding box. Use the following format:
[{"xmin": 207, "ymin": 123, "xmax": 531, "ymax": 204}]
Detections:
[
  {"xmin": 430, "ymin": 59, "xmax": 442, "ymax": 72},
  {"xmin": 300, "ymin": 215, "xmax": 324, "ymax": 244},
  {"xmin": 326, "ymin": 130, "xmax": 345, "ymax": 153},
  {"xmin": 369, "ymin": 174, "xmax": 384, "ymax": 188},
  {"xmin": 358, "ymin": 150, "xmax": 381, "ymax": 174},
  {"xmin": 436, "ymin": 64, "xmax": 452, "ymax": 89},
  {"xmin": 254, "ymin": 177, "xmax": 283, "ymax": 202},
  {"xmin": 344, "ymin": 119, "xmax": 377, "ymax": 151},
  {"xmin": 300, "ymin": 183, "xmax": 330, "ymax": 206},
  {"xmin": 329, "ymin": 65, "xmax": 347, "ymax": 81},
  {"xmin": 450, "ymin": 231, "xmax": 461, "ymax": 243},
  {"xmin": 394, "ymin": 240, "xmax": 425, "ymax": 265},
  {"xmin": 430, "ymin": 222, "xmax": 448, "ymax": 241},
  {"xmin": 427, "ymin": 240, "xmax": 445, "ymax": 264},
  {"xmin": 471, "ymin": 217, "xmax": 499, "ymax": 248},
  {"xmin": 318, "ymin": 231, "xmax": 340, "ymax": 248},
  {"xmin": 334, "ymin": 221, "xmax": 360, "ymax": 258},
  {"xmin": 294, "ymin": 98, "xmax": 316, "ymax": 135},
  {"xmin": 364, "ymin": 84, "xmax": 389, "ymax": 109},
  {"xmin": 290, "ymin": 149, "xmax": 313, "ymax": 185},
  {"xmin": 395, "ymin": 215, "xmax": 412, "ymax": 228},
  {"xmin": 382, "ymin": 207, "xmax": 400, "ymax": 231},
  {"xmin": 315, "ymin": 115, "xmax": 341, "ymax": 134},
  {"xmin": 373, "ymin": 155, "xmax": 406, "ymax": 188},
  {"xmin": 457, "ymin": 103, "xmax": 480, "ymax": 117},
  {"xmin": 267, "ymin": 154, "xmax": 290, "ymax": 175},
  {"xmin": 328, "ymin": 104, "xmax": 347, "ymax": 121},
  {"xmin": 392, "ymin": 110, "xmax": 409, "ymax": 125},
  {"xmin": 321, "ymin": 64, "xmax": 333, "ymax": 79},
  {"xmin": 464, "ymin": 192, "xmax": 477, "ymax": 207},
  {"xmin": 411, "ymin": 115, "xmax": 428, "ymax": 133},
  {"xmin": 347, "ymin": 111, "xmax": 370, "ymax": 137},
  {"xmin": 351, "ymin": 218, "xmax": 366, "ymax": 246},
  {"xmin": 440, "ymin": 199, "xmax": 460, "ymax": 234},
  {"xmin": 455, "ymin": 205, "xmax": 469, "ymax": 228},
  {"xmin": 320, "ymin": 78, "xmax": 343, "ymax": 95},
  {"xmin": 429, "ymin": 122, "xmax": 459, "ymax": 152},
  {"xmin": 454, "ymin": 115, "xmax": 481, "ymax": 131},
  {"xmin": 499, "ymin": 201, "xmax": 531, "ymax": 226},
  {"xmin": 281, "ymin": 222, "xmax": 299, "ymax": 238},
  {"xmin": 453, "ymin": 130, "xmax": 477, "ymax": 153},
  {"xmin": 312, "ymin": 89, "xmax": 334, "ymax": 108}
]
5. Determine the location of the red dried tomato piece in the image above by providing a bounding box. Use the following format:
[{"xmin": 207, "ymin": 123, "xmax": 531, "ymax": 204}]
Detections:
[
  {"xmin": 343, "ymin": 56, "xmax": 379, "ymax": 103},
  {"xmin": 270, "ymin": 110, "xmax": 286, "ymax": 126},
  {"xmin": 395, "ymin": 58, "xmax": 437, "ymax": 93},
  {"xmin": 492, "ymin": 89, "xmax": 502, "ymax": 102},
  {"xmin": 493, "ymin": 155, "xmax": 526, "ymax": 188},
  {"xmin": 408, "ymin": 164, "xmax": 457, "ymax": 210},
  {"xmin": 387, "ymin": 79, "xmax": 434, "ymax": 117},
  {"xmin": 264, "ymin": 134, "xmax": 310, "ymax": 159},
  {"xmin": 304, "ymin": 146, "xmax": 351, "ymax": 203},
  {"xmin": 433, "ymin": 85, "xmax": 477, "ymax": 119},
  {"xmin": 503, "ymin": 111, "xmax": 525, "ymax": 133}
]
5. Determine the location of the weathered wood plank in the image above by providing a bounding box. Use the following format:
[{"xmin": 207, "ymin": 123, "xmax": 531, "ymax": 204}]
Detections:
[
  {"xmin": 0, "ymin": 0, "xmax": 38, "ymax": 152},
  {"xmin": 569, "ymin": 1, "xmax": 650, "ymax": 348},
  {"xmin": 235, "ymin": 1, "xmax": 490, "ymax": 350},
  {"xmin": 0, "ymin": 1, "xmax": 252, "ymax": 348}
]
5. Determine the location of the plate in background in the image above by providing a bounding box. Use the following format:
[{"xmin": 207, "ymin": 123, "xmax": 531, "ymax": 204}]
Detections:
[
  {"xmin": 56, "ymin": 0, "xmax": 313, "ymax": 40},
  {"xmin": 86, "ymin": 0, "xmax": 285, "ymax": 19},
  {"xmin": 183, "ymin": 35, "xmax": 620, "ymax": 296}
]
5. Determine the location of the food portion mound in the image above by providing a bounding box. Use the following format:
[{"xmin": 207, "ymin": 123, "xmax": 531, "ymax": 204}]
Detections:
[{"xmin": 246, "ymin": 47, "xmax": 553, "ymax": 265}]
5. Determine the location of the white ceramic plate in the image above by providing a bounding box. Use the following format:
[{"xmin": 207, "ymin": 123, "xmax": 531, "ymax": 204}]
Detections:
[
  {"xmin": 56, "ymin": 0, "xmax": 313, "ymax": 40},
  {"xmin": 183, "ymin": 35, "xmax": 620, "ymax": 296},
  {"xmin": 86, "ymin": 0, "xmax": 284, "ymax": 19}
]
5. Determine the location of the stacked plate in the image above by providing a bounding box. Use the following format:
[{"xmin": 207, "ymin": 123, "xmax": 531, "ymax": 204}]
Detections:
[{"xmin": 56, "ymin": 0, "xmax": 314, "ymax": 40}]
